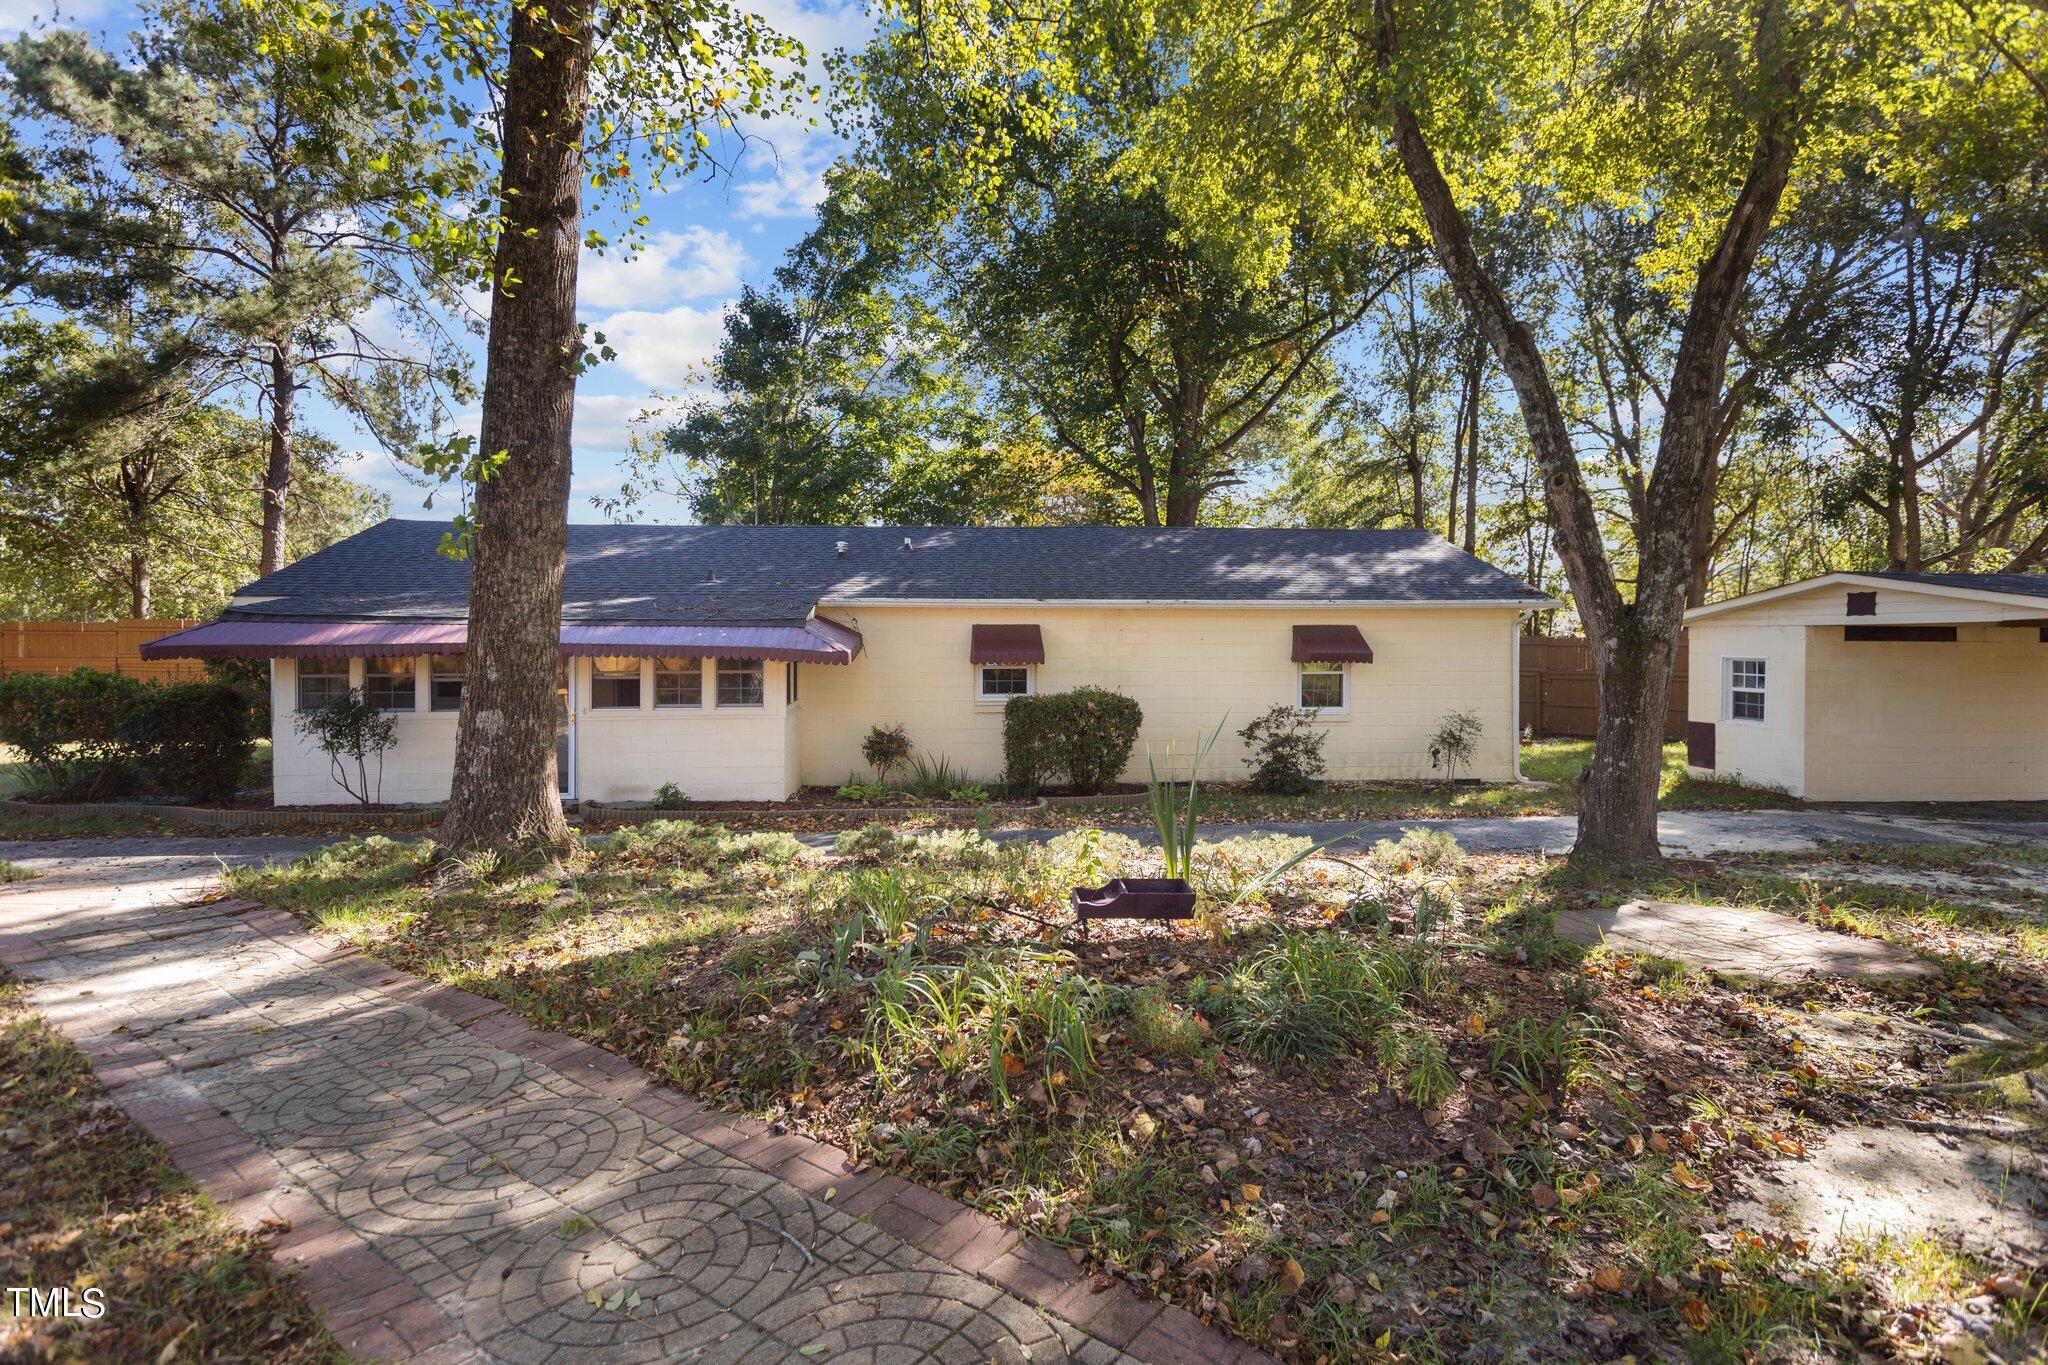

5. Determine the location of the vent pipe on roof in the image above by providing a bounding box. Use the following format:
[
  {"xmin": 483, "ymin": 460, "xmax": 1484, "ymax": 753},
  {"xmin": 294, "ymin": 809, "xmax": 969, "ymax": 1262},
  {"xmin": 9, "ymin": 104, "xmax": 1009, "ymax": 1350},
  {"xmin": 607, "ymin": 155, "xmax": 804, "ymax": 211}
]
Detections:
[
  {"xmin": 836, "ymin": 540, "xmax": 847, "ymax": 556},
  {"xmin": 901, "ymin": 536, "xmax": 913, "ymax": 551},
  {"xmin": 704, "ymin": 568, "xmax": 717, "ymax": 583}
]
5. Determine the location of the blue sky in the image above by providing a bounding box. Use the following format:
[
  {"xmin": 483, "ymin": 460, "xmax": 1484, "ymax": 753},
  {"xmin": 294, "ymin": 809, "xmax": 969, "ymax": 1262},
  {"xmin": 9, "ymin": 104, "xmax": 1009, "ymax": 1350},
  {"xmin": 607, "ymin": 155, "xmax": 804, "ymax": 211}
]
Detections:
[{"xmin": 6, "ymin": 0, "xmax": 876, "ymax": 525}]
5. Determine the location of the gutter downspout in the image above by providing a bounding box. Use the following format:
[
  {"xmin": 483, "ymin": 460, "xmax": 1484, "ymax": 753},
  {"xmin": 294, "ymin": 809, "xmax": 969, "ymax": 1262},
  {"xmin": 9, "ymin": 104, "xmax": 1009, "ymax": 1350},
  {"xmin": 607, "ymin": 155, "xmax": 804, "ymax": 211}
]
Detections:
[{"xmin": 1512, "ymin": 612, "xmax": 1529, "ymax": 782}]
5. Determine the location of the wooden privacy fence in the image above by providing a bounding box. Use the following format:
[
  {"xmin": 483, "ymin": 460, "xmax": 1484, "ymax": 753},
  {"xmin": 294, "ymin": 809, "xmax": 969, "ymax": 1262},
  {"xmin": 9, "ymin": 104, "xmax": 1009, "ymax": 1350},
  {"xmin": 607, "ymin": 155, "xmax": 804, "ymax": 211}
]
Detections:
[
  {"xmin": 1520, "ymin": 634, "xmax": 1688, "ymax": 740},
  {"xmin": 0, "ymin": 620, "xmax": 206, "ymax": 683}
]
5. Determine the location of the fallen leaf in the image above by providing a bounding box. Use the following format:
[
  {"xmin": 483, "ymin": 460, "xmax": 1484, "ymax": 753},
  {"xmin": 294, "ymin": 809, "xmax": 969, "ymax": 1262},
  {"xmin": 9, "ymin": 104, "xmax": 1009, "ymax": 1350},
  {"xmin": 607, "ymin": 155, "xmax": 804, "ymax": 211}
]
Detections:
[
  {"xmin": 1276, "ymin": 1257, "xmax": 1306, "ymax": 1297},
  {"xmin": 1592, "ymin": 1265, "xmax": 1625, "ymax": 1294},
  {"xmin": 1681, "ymin": 1297, "xmax": 1712, "ymax": 1331}
]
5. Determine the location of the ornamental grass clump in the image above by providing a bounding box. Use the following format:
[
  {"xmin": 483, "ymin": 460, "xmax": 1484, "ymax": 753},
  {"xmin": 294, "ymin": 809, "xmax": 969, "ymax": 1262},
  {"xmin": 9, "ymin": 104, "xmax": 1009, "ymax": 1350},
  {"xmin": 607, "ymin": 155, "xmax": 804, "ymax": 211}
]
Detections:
[{"xmin": 1199, "ymin": 932, "xmax": 1405, "ymax": 1069}]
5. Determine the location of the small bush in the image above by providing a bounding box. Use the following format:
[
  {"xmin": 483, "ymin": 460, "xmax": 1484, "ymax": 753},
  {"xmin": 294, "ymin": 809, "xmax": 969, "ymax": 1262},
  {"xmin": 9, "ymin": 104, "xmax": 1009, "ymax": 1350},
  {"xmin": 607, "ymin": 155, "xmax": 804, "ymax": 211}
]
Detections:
[
  {"xmin": 1121, "ymin": 987, "xmax": 1216, "ymax": 1062},
  {"xmin": 836, "ymin": 779, "xmax": 893, "ymax": 802},
  {"xmin": 1002, "ymin": 687, "xmax": 1142, "ymax": 796},
  {"xmin": 293, "ymin": 690, "xmax": 397, "ymax": 806},
  {"xmin": 947, "ymin": 783, "xmax": 992, "ymax": 805},
  {"xmin": 1428, "ymin": 710, "xmax": 1484, "ymax": 782},
  {"xmin": 861, "ymin": 724, "xmax": 913, "ymax": 781},
  {"xmin": 128, "ymin": 682, "xmax": 256, "ymax": 802},
  {"xmin": 1200, "ymin": 933, "xmax": 1404, "ymax": 1069},
  {"xmin": 0, "ymin": 669, "xmax": 254, "ymax": 802},
  {"xmin": 900, "ymin": 752, "xmax": 965, "ymax": 800},
  {"xmin": 1369, "ymin": 827, "xmax": 1464, "ymax": 875},
  {"xmin": 1239, "ymin": 705, "xmax": 1328, "ymax": 793},
  {"xmin": 650, "ymin": 781, "xmax": 688, "ymax": 808},
  {"xmin": 834, "ymin": 822, "xmax": 906, "ymax": 864}
]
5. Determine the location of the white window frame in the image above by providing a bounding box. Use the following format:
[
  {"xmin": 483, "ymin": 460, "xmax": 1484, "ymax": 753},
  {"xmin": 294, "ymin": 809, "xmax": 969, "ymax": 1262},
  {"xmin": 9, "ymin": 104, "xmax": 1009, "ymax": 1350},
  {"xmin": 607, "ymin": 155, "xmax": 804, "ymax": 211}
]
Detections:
[
  {"xmin": 589, "ymin": 656, "xmax": 643, "ymax": 710},
  {"xmin": 363, "ymin": 656, "xmax": 418, "ymax": 713},
  {"xmin": 1723, "ymin": 657, "xmax": 1767, "ymax": 726},
  {"xmin": 653, "ymin": 657, "xmax": 704, "ymax": 709},
  {"xmin": 715, "ymin": 657, "xmax": 765, "ymax": 708},
  {"xmin": 1297, "ymin": 660, "xmax": 1348, "ymax": 714},
  {"xmin": 975, "ymin": 663, "xmax": 1036, "ymax": 704},
  {"xmin": 296, "ymin": 657, "xmax": 351, "ymax": 713},
  {"xmin": 428, "ymin": 654, "xmax": 465, "ymax": 713}
]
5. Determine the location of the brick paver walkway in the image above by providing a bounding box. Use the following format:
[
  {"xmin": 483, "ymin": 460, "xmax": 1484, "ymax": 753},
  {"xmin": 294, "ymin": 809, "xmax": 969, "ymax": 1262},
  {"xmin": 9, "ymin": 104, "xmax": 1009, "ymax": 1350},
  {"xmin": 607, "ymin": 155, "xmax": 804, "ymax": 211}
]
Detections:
[
  {"xmin": 0, "ymin": 841, "xmax": 1260, "ymax": 1364},
  {"xmin": 1556, "ymin": 899, "xmax": 1942, "ymax": 980}
]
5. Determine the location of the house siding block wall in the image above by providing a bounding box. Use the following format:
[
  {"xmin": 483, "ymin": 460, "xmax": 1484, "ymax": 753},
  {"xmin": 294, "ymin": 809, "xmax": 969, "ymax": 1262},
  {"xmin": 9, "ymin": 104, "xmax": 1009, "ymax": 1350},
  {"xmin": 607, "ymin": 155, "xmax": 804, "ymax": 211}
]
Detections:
[
  {"xmin": 1683, "ymin": 623, "xmax": 1809, "ymax": 796},
  {"xmin": 1802, "ymin": 624, "xmax": 2048, "ymax": 801},
  {"xmin": 795, "ymin": 605, "xmax": 1524, "ymax": 787}
]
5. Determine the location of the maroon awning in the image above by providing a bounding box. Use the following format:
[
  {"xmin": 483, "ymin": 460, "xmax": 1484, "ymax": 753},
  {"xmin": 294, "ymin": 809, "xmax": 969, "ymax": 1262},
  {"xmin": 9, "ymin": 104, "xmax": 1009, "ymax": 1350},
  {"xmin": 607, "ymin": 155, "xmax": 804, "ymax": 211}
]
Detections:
[
  {"xmin": 139, "ymin": 620, "xmax": 467, "ymax": 660},
  {"xmin": 970, "ymin": 623, "xmax": 1045, "ymax": 665},
  {"xmin": 1291, "ymin": 624, "xmax": 1373, "ymax": 663},
  {"xmin": 141, "ymin": 616, "xmax": 863, "ymax": 664}
]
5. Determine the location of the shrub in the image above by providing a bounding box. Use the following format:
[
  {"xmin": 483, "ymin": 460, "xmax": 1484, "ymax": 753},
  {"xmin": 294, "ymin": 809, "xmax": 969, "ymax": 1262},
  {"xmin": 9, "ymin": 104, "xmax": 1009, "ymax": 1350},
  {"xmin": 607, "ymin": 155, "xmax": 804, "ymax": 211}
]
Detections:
[
  {"xmin": 1198, "ymin": 933, "xmax": 1404, "ymax": 1069},
  {"xmin": 900, "ymin": 752, "xmax": 965, "ymax": 800},
  {"xmin": 1002, "ymin": 687, "xmax": 1142, "ymax": 796},
  {"xmin": 293, "ymin": 690, "xmax": 398, "ymax": 806},
  {"xmin": 0, "ymin": 669, "xmax": 254, "ymax": 802},
  {"xmin": 203, "ymin": 657, "xmax": 272, "ymax": 733},
  {"xmin": 947, "ymin": 783, "xmax": 991, "ymax": 805},
  {"xmin": 0, "ymin": 669, "xmax": 147, "ymax": 799},
  {"xmin": 1238, "ymin": 704, "xmax": 1328, "ymax": 793},
  {"xmin": 834, "ymin": 822, "xmax": 906, "ymax": 864},
  {"xmin": 836, "ymin": 778, "xmax": 892, "ymax": 802},
  {"xmin": 861, "ymin": 724, "xmax": 913, "ymax": 781},
  {"xmin": 127, "ymin": 682, "xmax": 256, "ymax": 802},
  {"xmin": 650, "ymin": 781, "xmax": 688, "ymax": 808},
  {"xmin": 1428, "ymin": 710, "xmax": 1484, "ymax": 782}
]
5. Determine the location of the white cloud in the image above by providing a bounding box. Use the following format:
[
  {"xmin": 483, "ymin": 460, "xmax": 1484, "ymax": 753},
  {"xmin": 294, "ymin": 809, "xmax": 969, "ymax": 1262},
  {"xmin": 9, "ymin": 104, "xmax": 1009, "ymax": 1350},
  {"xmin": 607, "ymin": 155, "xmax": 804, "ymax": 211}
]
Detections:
[
  {"xmin": 580, "ymin": 227, "xmax": 747, "ymax": 311},
  {"xmin": 0, "ymin": 0, "xmax": 110, "ymax": 35},
  {"xmin": 734, "ymin": 138, "xmax": 838, "ymax": 221},
  {"xmin": 598, "ymin": 303, "xmax": 730, "ymax": 388}
]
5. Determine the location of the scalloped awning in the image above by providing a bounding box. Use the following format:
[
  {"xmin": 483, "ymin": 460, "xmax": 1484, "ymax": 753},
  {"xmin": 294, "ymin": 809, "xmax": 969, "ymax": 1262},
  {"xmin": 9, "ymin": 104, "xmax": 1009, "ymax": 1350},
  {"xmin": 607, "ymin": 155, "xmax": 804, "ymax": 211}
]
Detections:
[{"xmin": 140, "ymin": 616, "xmax": 863, "ymax": 664}]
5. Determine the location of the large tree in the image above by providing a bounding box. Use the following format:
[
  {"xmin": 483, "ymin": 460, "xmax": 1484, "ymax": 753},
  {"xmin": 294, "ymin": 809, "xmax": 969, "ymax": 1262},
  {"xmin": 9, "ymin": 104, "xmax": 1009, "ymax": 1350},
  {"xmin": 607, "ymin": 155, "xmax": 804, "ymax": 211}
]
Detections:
[
  {"xmin": 1071, "ymin": 0, "xmax": 2021, "ymax": 864},
  {"xmin": 271, "ymin": 0, "xmax": 804, "ymax": 854},
  {"xmin": 853, "ymin": 8, "xmax": 1405, "ymax": 526},
  {"xmin": 6, "ymin": 0, "xmax": 468, "ymax": 576}
]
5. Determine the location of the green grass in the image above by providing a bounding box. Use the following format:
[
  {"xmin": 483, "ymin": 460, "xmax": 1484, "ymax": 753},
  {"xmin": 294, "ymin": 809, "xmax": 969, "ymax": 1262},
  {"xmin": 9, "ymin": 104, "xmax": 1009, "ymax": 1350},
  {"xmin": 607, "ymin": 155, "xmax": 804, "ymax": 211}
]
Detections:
[
  {"xmin": 0, "ymin": 857, "xmax": 36, "ymax": 883},
  {"xmin": 0, "ymin": 974, "xmax": 345, "ymax": 1362}
]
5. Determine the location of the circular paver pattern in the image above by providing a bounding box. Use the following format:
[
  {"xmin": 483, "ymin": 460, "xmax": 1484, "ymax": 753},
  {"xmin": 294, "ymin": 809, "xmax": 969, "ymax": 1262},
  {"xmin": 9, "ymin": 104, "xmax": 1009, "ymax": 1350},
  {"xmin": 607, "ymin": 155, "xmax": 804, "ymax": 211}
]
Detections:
[{"xmin": 574, "ymin": 1166, "xmax": 819, "ymax": 1314}]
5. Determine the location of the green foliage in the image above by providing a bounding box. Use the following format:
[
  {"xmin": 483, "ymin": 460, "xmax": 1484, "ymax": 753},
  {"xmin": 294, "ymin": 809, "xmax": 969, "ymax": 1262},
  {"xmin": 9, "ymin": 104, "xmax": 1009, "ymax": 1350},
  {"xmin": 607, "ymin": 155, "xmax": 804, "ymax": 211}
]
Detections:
[
  {"xmin": 0, "ymin": 670, "xmax": 146, "ymax": 799},
  {"xmin": 1146, "ymin": 718, "xmax": 1225, "ymax": 880},
  {"xmin": 861, "ymin": 724, "xmax": 914, "ymax": 781},
  {"xmin": 947, "ymin": 783, "xmax": 992, "ymax": 805},
  {"xmin": 650, "ymin": 782, "xmax": 688, "ymax": 808},
  {"xmin": 0, "ymin": 669, "xmax": 252, "ymax": 802},
  {"xmin": 1238, "ymin": 705, "xmax": 1328, "ymax": 794},
  {"xmin": 292, "ymin": 690, "xmax": 397, "ymax": 807},
  {"xmin": 125, "ymin": 681, "xmax": 256, "ymax": 803},
  {"xmin": 865, "ymin": 945, "xmax": 1103, "ymax": 1106},
  {"xmin": 1428, "ymin": 711, "xmax": 1484, "ymax": 784},
  {"xmin": 1003, "ymin": 687, "xmax": 1143, "ymax": 797},
  {"xmin": 1197, "ymin": 933, "xmax": 1405, "ymax": 1069},
  {"xmin": 899, "ymin": 752, "xmax": 965, "ymax": 800},
  {"xmin": 834, "ymin": 822, "xmax": 907, "ymax": 864},
  {"xmin": 1119, "ymin": 987, "xmax": 1217, "ymax": 1064},
  {"xmin": 835, "ymin": 779, "xmax": 893, "ymax": 803}
]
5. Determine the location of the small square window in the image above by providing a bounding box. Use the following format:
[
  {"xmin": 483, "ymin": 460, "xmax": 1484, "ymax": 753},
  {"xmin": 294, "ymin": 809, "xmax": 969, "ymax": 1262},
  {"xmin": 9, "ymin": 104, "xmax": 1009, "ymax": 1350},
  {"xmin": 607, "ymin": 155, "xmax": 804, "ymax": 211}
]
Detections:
[
  {"xmin": 717, "ymin": 658, "xmax": 764, "ymax": 707},
  {"xmin": 364, "ymin": 657, "xmax": 416, "ymax": 712},
  {"xmin": 1299, "ymin": 661, "xmax": 1346, "ymax": 711},
  {"xmin": 978, "ymin": 666, "xmax": 1032, "ymax": 701},
  {"xmin": 429, "ymin": 654, "xmax": 465, "ymax": 712},
  {"xmin": 591, "ymin": 657, "xmax": 642, "ymax": 709},
  {"xmin": 1725, "ymin": 658, "xmax": 1766, "ymax": 723},
  {"xmin": 297, "ymin": 658, "xmax": 349, "ymax": 712},
  {"xmin": 654, "ymin": 657, "xmax": 702, "ymax": 708}
]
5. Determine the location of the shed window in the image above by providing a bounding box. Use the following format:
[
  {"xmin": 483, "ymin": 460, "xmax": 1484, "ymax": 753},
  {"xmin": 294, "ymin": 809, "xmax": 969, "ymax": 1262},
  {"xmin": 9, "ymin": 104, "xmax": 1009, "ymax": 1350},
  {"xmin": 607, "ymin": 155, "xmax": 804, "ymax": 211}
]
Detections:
[
  {"xmin": 297, "ymin": 658, "xmax": 349, "ymax": 713},
  {"xmin": 978, "ymin": 665, "xmax": 1033, "ymax": 701},
  {"xmin": 365, "ymin": 657, "xmax": 416, "ymax": 712},
  {"xmin": 591, "ymin": 657, "xmax": 642, "ymax": 709},
  {"xmin": 1725, "ymin": 658, "xmax": 1766, "ymax": 723},
  {"xmin": 717, "ymin": 657, "xmax": 764, "ymax": 707},
  {"xmin": 429, "ymin": 654, "xmax": 465, "ymax": 712},
  {"xmin": 1299, "ymin": 661, "xmax": 1347, "ymax": 712},
  {"xmin": 654, "ymin": 657, "xmax": 702, "ymax": 708}
]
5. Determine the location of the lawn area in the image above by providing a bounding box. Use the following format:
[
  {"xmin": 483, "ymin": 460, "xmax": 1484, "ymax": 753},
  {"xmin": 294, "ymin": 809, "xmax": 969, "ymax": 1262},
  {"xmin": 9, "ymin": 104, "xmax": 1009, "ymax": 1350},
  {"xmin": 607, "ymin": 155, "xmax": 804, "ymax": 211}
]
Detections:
[
  {"xmin": 229, "ymin": 821, "xmax": 2045, "ymax": 1363},
  {"xmin": 1031, "ymin": 739, "xmax": 1798, "ymax": 828},
  {"xmin": 0, "ymin": 974, "xmax": 344, "ymax": 1362}
]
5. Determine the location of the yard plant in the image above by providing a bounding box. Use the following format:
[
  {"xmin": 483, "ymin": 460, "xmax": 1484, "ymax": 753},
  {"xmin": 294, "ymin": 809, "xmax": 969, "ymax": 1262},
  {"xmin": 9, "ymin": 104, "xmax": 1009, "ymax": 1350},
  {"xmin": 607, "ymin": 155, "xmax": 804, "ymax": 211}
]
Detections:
[
  {"xmin": 1003, "ymin": 687, "xmax": 1142, "ymax": 796},
  {"xmin": 0, "ymin": 669, "xmax": 254, "ymax": 803},
  {"xmin": 294, "ymin": 688, "xmax": 399, "ymax": 806}
]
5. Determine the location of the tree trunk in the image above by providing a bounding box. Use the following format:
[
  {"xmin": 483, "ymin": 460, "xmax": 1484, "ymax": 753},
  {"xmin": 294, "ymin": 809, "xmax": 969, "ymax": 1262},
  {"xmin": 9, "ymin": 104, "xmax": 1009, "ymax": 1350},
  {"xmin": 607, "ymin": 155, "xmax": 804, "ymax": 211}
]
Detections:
[
  {"xmin": 130, "ymin": 547, "xmax": 150, "ymax": 618},
  {"xmin": 260, "ymin": 342, "xmax": 294, "ymax": 576},
  {"xmin": 439, "ymin": 0, "xmax": 592, "ymax": 855},
  {"xmin": 1372, "ymin": 0, "xmax": 1796, "ymax": 867}
]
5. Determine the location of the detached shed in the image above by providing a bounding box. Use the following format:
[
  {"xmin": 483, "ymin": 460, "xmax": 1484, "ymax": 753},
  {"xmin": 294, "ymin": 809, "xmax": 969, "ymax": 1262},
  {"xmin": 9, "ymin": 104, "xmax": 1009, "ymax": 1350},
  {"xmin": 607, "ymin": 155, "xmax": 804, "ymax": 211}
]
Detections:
[{"xmin": 1683, "ymin": 572, "xmax": 2048, "ymax": 802}]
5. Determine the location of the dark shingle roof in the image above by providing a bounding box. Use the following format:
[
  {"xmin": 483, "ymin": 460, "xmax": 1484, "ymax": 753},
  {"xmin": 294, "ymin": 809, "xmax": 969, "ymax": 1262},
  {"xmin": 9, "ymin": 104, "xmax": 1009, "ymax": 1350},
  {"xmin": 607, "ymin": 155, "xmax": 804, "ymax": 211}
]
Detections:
[
  {"xmin": 227, "ymin": 520, "xmax": 1552, "ymax": 623},
  {"xmin": 1862, "ymin": 571, "xmax": 2048, "ymax": 601}
]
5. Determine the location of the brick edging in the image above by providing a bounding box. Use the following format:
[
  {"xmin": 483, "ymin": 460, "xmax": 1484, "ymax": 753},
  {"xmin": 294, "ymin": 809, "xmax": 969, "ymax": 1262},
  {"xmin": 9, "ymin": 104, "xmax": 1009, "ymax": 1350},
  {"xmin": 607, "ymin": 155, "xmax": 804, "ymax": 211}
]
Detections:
[
  {"xmin": 5, "ymin": 878, "xmax": 1264, "ymax": 1364},
  {"xmin": 582, "ymin": 788, "xmax": 1149, "ymax": 825}
]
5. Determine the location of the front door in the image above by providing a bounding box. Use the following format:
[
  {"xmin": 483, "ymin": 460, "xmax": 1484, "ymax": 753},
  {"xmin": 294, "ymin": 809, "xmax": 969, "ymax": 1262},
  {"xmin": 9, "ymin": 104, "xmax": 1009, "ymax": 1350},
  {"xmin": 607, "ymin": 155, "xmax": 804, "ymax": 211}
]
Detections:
[{"xmin": 556, "ymin": 661, "xmax": 576, "ymax": 798}]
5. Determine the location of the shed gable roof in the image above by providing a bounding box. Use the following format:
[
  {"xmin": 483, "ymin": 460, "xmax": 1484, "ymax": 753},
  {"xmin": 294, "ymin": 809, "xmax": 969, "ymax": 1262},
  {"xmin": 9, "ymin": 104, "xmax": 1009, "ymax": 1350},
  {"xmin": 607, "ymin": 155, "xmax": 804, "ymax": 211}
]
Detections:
[
  {"xmin": 1685, "ymin": 571, "xmax": 2048, "ymax": 625},
  {"xmin": 228, "ymin": 520, "xmax": 1554, "ymax": 625}
]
